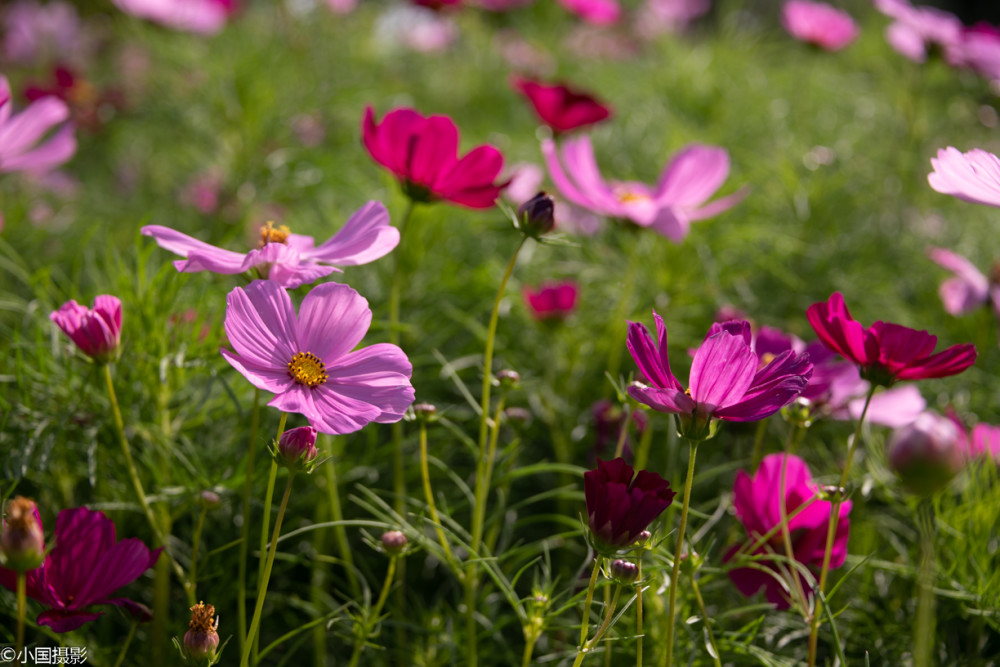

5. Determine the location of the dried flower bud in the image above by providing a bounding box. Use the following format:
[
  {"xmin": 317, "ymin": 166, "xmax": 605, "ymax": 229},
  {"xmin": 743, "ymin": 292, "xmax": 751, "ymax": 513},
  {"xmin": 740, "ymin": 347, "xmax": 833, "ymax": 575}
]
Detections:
[
  {"xmin": 516, "ymin": 191, "xmax": 556, "ymax": 237},
  {"xmin": 609, "ymin": 559, "xmax": 639, "ymax": 584},
  {"xmin": 276, "ymin": 426, "xmax": 319, "ymax": 470},
  {"xmin": 1, "ymin": 497, "xmax": 45, "ymax": 572},
  {"xmin": 888, "ymin": 412, "xmax": 964, "ymax": 496},
  {"xmin": 183, "ymin": 601, "xmax": 219, "ymax": 663},
  {"xmin": 381, "ymin": 530, "xmax": 408, "ymax": 555}
]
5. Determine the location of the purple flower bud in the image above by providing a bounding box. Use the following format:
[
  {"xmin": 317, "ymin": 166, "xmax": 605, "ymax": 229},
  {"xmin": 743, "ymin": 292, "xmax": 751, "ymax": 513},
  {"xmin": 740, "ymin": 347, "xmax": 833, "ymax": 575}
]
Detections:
[
  {"xmin": 277, "ymin": 426, "xmax": 319, "ymax": 468},
  {"xmin": 516, "ymin": 191, "xmax": 556, "ymax": 237},
  {"xmin": 412, "ymin": 403, "xmax": 438, "ymax": 424},
  {"xmin": 380, "ymin": 530, "xmax": 407, "ymax": 554},
  {"xmin": 609, "ymin": 558, "xmax": 638, "ymax": 584},
  {"xmin": 49, "ymin": 295, "xmax": 122, "ymax": 363},
  {"xmin": 183, "ymin": 601, "xmax": 219, "ymax": 663},
  {"xmin": 888, "ymin": 412, "xmax": 965, "ymax": 496},
  {"xmin": 1, "ymin": 496, "xmax": 45, "ymax": 572},
  {"xmin": 496, "ymin": 369, "xmax": 520, "ymax": 388}
]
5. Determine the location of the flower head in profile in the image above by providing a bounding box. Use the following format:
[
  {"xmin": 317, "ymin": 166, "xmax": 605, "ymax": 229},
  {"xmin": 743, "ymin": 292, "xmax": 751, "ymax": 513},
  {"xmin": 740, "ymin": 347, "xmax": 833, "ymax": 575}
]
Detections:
[
  {"xmin": 142, "ymin": 201, "xmax": 398, "ymax": 289},
  {"xmin": 781, "ymin": 1, "xmax": 859, "ymax": 52},
  {"xmin": 542, "ymin": 135, "xmax": 746, "ymax": 242},
  {"xmin": 928, "ymin": 147, "xmax": 1000, "ymax": 209},
  {"xmin": 627, "ymin": 313, "xmax": 812, "ymax": 440},
  {"xmin": 362, "ymin": 106, "xmax": 507, "ymax": 208},
  {"xmin": 726, "ymin": 454, "xmax": 851, "ymax": 609},
  {"xmin": 584, "ymin": 458, "xmax": 674, "ymax": 554},
  {"xmin": 948, "ymin": 411, "xmax": 1000, "ymax": 464},
  {"xmin": 111, "ymin": 0, "xmax": 237, "ymax": 35},
  {"xmin": 522, "ymin": 280, "xmax": 578, "ymax": 321},
  {"xmin": 50, "ymin": 295, "xmax": 122, "ymax": 363},
  {"xmin": 0, "ymin": 497, "xmax": 45, "ymax": 572},
  {"xmin": 222, "ymin": 280, "xmax": 414, "ymax": 434},
  {"xmin": 927, "ymin": 247, "xmax": 1000, "ymax": 321},
  {"xmin": 0, "ymin": 507, "xmax": 161, "ymax": 632},
  {"xmin": 874, "ymin": 0, "xmax": 962, "ymax": 63},
  {"xmin": 0, "ymin": 75, "xmax": 76, "ymax": 175},
  {"xmin": 806, "ymin": 292, "xmax": 977, "ymax": 386},
  {"xmin": 182, "ymin": 601, "xmax": 220, "ymax": 663},
  {"xmin": 511, "ymin": 76, "xmax": 612, "ymax": 134}
]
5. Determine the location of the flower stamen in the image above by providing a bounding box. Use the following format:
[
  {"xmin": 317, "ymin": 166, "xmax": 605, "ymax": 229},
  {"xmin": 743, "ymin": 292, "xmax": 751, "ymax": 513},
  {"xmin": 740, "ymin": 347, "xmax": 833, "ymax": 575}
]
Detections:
[
  {"xmin": 259, "ymin": 221, "xmax": 291, "ymax": 247},
  {"xmin": 288, "ymin": 351, "xmax": 327, "ymax": 387}
]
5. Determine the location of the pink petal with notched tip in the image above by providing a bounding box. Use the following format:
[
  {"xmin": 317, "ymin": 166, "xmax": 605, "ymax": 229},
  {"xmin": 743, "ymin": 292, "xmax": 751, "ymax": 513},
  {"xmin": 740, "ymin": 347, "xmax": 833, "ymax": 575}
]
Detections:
[
  {"xmin": 928, "ymin": 147, "xmax": 1000, "ymax": 208},
  {"xmin": 305, "ymin": 201, "xmax": 399, "ymax": 266}
]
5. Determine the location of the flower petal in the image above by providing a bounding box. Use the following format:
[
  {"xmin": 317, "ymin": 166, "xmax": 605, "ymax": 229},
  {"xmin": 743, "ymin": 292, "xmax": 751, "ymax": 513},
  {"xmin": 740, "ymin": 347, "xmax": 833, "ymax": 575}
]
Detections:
[
  {"xmin": 295, "ymin": 282, "xmax": 373, "ymax": 362},
  {"xmin": 305, "ymin": 201, "xmax": 400, "ymax": 266}
]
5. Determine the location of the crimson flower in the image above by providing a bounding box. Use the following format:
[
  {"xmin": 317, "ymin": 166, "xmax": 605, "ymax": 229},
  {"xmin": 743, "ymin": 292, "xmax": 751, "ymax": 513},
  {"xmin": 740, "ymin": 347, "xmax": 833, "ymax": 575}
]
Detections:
[
  {"xmin": 511, "ymin": 76, "xmax": 611, "ymax": 134},
  {"xmin": 584, "ymin": 458, "xmax": 674, "ymax": 554},
  {"xmin": 806, "ymin": 292, "xmax": 977, "ymax": 386},
  {"xmin": 0, "ymin": 507, "xmax": 161, "ymax": 632},
  {"xmin": 362, "ymin": 106, "xmax": 507, "ymax": 209}
]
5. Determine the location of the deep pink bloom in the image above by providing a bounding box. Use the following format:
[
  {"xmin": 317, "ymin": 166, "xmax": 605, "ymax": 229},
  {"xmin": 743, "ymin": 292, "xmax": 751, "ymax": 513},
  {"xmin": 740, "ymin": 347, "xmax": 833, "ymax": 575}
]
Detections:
[
  {"xmin": 874, "ymin": 0, "xmax": 962, "ymax": 63},
  {"xmin": 50, "ymin": 295, "xmax": 122, "ymax": 363},
  {"xmin": 522, "ymin": 281, "xmax": 578, "ymax": 320},
  {"xmin": 112, "ymin": 0, "xmax": 235, "ymax": 34},
  {"xmin": 627, "ymin": 314, "xmax": 812, "ymax": 438},
  {"xmin": 0, "ymin": 507, "xmax": 161, "ymax": 632},
  {"xmin": 726, "ymin": 454, "xmax": 851, "ymax": 609},
  {"xmin": 584, "ymin": 458, "xmax": 674, "ymax": 554},
  {"xmin": 411, "ymin": 0, "xmax": 462, "ymax": 9},
  {"xmin": 542, "ymin": 135, "xmax": 745, "ymax": 242},
  {"xmin": 806, "ymin": 292, "xmax": 977, "ymax": 385},
  {"xmin": 781, "ymin": 1, "xmax": 859, "ymax": 51},
  {"xmin": 556, "ymin": 0, "xmax": 621, "ymax": 25},
  {"xmin": 363, "ymin": 106, "xmax": 506, "ymax": 208},
  {"xmin": 0, "ymin": 75, "xmax": 75, "ymax": 175},
  {"xmin": 511, "ymin": 77, "xmax": 612, "ymax": 134},
  {"xmin": 325, "ymin": 0, "xmax": 358, "ymax": 12},
  {"xmin": 277, "ymin": 425, "xmax": 319, "ymax": 466},
  {"xmin": 142, "ymin": 201, "xmax": 399, "ymax": 289},
  {"xmin": 928, "ymin": 147, "xmax": 1000, "ymax": 209},
  {"xmin": 222, "ymin": 280, "xmax": 414, "ymax": 434},
  {"xmin": 927, "ymin": 247, "xmax": 1000, "ymax": 317}
]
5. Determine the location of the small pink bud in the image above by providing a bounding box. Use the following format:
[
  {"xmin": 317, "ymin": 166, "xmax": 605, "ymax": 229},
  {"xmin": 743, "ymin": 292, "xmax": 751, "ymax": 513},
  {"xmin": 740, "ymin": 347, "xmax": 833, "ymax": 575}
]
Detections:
[
  {"xmin": 887, "ymin": 412, "xmax": 965, "ymax": 496},
  {"xmin": 609, "ymin": 558, "xmax": 638, "ymax": 584},
  {"xmin": 276, "ymin": 426, "xmax": 319, "ymax": 468},
  {"xmin": 49, "ymin": 295, "xmax": 123, "ymax": 363},
  {"xmin": 381, "ymin": 530, "xmax": 408, "ymax": 554},
  {"xmin": 1, "ymin": 496, "xmax": 45, "ymax": 572}
]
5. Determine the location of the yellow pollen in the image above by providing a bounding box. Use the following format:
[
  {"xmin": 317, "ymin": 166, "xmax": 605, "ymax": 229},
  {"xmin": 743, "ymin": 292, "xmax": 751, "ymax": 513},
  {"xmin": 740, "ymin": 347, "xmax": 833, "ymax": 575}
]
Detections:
[
  {"xmin": 188, "ymin": 602, "xmax": 218, "ymax": 634},
  {"xmin": 259, "ymin": 221, "xmax": 291, "ymax": 247},
  {"xmin": 760, "ymin": 352, "xmax": 777, "ymax": 365},
  {"xmin": 615, "ymin": 187, "xmax": 651, "ymax": 204},
  {"xmin": 288, "ymin": 351, "xmax": 327, "ymax": 387}
]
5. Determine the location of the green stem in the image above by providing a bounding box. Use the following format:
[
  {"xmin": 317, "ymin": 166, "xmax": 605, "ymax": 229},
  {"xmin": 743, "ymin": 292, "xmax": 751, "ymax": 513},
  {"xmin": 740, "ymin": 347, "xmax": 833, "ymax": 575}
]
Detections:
[
  {"xmin": 241, "ymin": 471, "xmax": 297, "ymax": 667},
  {"xmin": 521, "ymin": 634, "xmax": 540, "ymax": 667},
  {"xmin": 636, "ymin": 561, "xmax": 644, "ymax": 667},
  {"xmin": 573, "ymin": 584, "xmax": 623, "ymax": 667},
  {"xmin": 750, "ymin": 419, "xmax": 768, "ymax": 471},
  {"xmin": 689, "ymin": 575, "xmax": 722, "ymax": 667},
  {"xmin": 324, "ymin": 445, "xmax": 360, "ymax": 598},
  {"xmin": 254, "ymin": 413, "xmax": 287, "ymax": 662},
  {"xmin": 238, "ymin": 387, "xmax": 261, "ymax": 656},
  {"xmin": 112, "ymin": 623, "xmax": 137, "ymax": 667},
  {"xmin": 419, "ymin": 421, "xmax": 461, "ymax": 574},
  {"xmin": 346, "ymin": 555, "xmax": 399, "ymax": 667},
  {"xmin": 777, "ymin": 431, "xmax": 809, "ymax": 612},
  {"xmin": 633, "ymin": 420, "xmax": 654, "ymax": 473},
  {"xmin": 612, "ymin": 404, "xmax": 631, "ymax": 460},
  {"xmin": 663, "ymin": 439, "xmax": 699, "ymax": 667},
  {"xmin": 808, "ymin": 386, "xmax": 875, "ymax": 666},
  {"xmin": 605, "ymin": 241, "xmax": 639, "ymax": 388},
  {"xmin": 579, "ymin": 557, "xmax": 603, "ymax": 649},
  {"xmin": 914, "ymin": 499, "xmax": 936, "ymax": 667},
  {"xmin": 15, "ymin": 571, "xmax": 25, "ymax": 667},
  {"xmin": 188, "ymin": 504, "xmax": 208, "ymax": 600}
]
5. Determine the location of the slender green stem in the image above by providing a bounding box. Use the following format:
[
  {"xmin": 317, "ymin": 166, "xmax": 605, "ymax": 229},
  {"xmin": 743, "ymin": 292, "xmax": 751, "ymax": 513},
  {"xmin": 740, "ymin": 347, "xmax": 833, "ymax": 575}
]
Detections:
[
  {"xmin": 347, "ymin": 555, "xmax": 399, "ymax": 667},
  {"xmin": 238, "ymin": 387, "xmax": 261, "ymax": 656},
  {"xmin": 636, "ymin": 561, "xmax": 644, "ymax": 667},
  {"xmin": 472, "ymin": 392, "xmax": 507, "ymax": 558},
  {"xmin": 808, "ymin": 386, "xmax": 875, "ymax": 666},
  {"xmin": 605, "ymin": 240, "xmax": 639, "ymax": 388},
  {"xmin": 777, "ymin": 432, "xmax": 809, "ymax": 612},
  {"xmin": 419, "ymin": 421, "xmax": 461, "ymax": 574},
  {"xmin": 612, "ymin": 404, "xmax": 631, "ymax": 460},
  {"xmin": 324, "ymin": 445, "xmax": 360, "ymax": 598},
  {"xmin": 521, "ymin": 633, "xmax": 540, "ymax": 667},
  {"xmin": 15, "ymin": 571, "xmax": 25, "ymax": 667},
  {"xmin": 663, "ymin": 439, "xmax": 699, "ymax": 667},
  {"xmin": 689, "ymin": 575, "xmax": 722, "ymax": 667},
  {"xmin": 633, "ymin": 420, "xmax": 654, "ymax": 473},
  {"xmin": 750, "ymin": 419, "xmax": 768, "ymax": 471},
  {"xmin": 573, "ymin": 584, "xmax": 623, "ymax": 667},
  {"xmin": 112, "ymin": 622, "xmax": 137, "ymax": 667},
  {"xmin": 579, "ymin": 556, "xmax": 603, "ymax": 649},
  {"xmin": 188, "ymin": 504, "xmax": 208, "ymax": 600},
  {"xmin": 254, "ymin": 413, "xmax": 287, "ymax": 662},
  {"xmin": 914, "ymin": 499, "xmax": 936, "ymax": 667},
  {"xmin": 241, "ymin": 471, "xmax": 296, "ymax": 667}
]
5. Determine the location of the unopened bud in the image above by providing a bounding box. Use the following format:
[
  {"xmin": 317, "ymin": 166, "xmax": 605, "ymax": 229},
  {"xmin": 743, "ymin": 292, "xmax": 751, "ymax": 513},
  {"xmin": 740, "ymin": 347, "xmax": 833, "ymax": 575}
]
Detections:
[
  {"xmin": 516, "ymin": 192, "xmax": 556, "ymax": 237},
  {"xmin": 636, "ymin": 530, "xmax": 652, "ymax": 546},
  {"xmin": 199, "ymin": 491, "xmax": 221, "ymax": 509},
  {"xmin": 679, "ymin": 550, "xmax": 702, "ymax": 575},
  {"xmin": 1, "ymin": 497, "xmax": 45, "ymax": 572},
  {"xmin": 504, "ymin": 406, "xmax": 532, "ymax": 426},
  {"xmin": 496, "ymin": 369, "xmax": 520, "ymax": 389},
  {"xmin": 888, "ymin": 412, "xmax": 964, "ymax": 496},
  {"xmin": 381, "ymin": 530, "xmax": 408, "ymax": 555},
  {"xmin": 609, "ymin": 559, "xmax": 639, "ymax": 584},
  {"xmin": 183, "ymin": 601, "xmax": 220, "ymax": 663},
  {"xmin": 412, "ymin": 403, "xmax": 438, "ymax": 424},
  {"xmin": 276, "ymin": 426, "xmax": 319, "ymax": 470},
  {"xmin": 781, "ymin": 397, "xmax": 814, "ymax": 428}
]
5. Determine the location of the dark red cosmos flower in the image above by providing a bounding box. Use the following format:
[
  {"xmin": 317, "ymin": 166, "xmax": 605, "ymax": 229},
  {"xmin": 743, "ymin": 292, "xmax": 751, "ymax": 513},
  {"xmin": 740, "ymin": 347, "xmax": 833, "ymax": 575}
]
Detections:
[
  {"xmin": 511, "ymin": 76, "xmax": 611, "ymax": 134},
  {"xmin": 362, "ymin": 106, "xmax": 507, "ymax": 209},
  {"xmin": 411, "ymin": 0, "xmax": 462, "ymax": 9},
  {"xmin": 584, "ymin": 457, "xmax": 675, "ymax": 554},
  {"xmin": 806, "ymin": 292, "xmax": 977, "ymax": 386}
]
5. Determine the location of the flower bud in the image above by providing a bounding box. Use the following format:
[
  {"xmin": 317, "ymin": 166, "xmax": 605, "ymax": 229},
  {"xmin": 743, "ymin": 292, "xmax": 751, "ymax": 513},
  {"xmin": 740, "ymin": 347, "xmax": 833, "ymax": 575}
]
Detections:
[
  {"xmin": 49, "ymin": 295, "xmax": 123, "ymax": 363},
  {"xmin": 516, "ymin": 191, "xmax": 556, "ymax": 237},
  {"xmin": 609, "ymin": 559, "xmax": 639, "ymax": 584},
  {"xmin": 0, "ymin": 497, "xmax": 45, "ymax": 572},
  {"xmin": 678, "ymin": 550, "xmax": 703, "ymax": 576},
  {"xmin": 276, "ymin": 426, "xmax": 319, "ymax": 469},
  {"xmin": 183, "ymin": 601, "xmax": 220, "ymax": 664},
  {"xmin": 496, "ymin": 369, "xmax": 520, "ymax": 389},
  {"xmin": 635, "ymin": 530, "xmax": 652, "ymax": 546},
  {"xmin": 199, "ymin": 491, "xmax": 221, "ymax": 509},
  {"xmin": 504, "ymin": 406, "xmax": 532, "ymax": 426},
  {"xmin": 887, "ymin": 412, "xmax": 964, "ymax": 496},
  {"xmin": 381, "ymin": 530, "xmax": 408, "ymax": 555},
  {"xmin": 412, "ymin": 403, "xmax": 438, "ymax": 424}
]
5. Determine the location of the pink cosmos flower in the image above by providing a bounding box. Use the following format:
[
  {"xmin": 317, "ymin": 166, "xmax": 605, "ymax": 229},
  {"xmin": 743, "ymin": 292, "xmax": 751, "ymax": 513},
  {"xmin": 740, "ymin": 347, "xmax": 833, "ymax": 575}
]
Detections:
[
  {"xmin": 556, "ymin": 0, "xmax": 621, "ymax": 25},
  {"xmin": 374, "ymin": 5, "xmax": 457, "ymax": 52},
  {"xmin": 807, "ymin": 292, "xmax": 977, "ymax": 386},
  {"xmin": 326, "ymin": 0, "xmax": 358, "ymax": 13},
  {"xmin": 928, "ymin": 147, "xmax": 1000, "ymax": 209},
  {"xmin": 874, "ymin": 0, "xmax": 962, "ymax": 63},
  {"xmin": 0, "ymin": 75, "xmax": 76, "ymax": 175},
  {"xmin": 141, "ymin": 201, "xmax": 399, "ymax": 289},
  {"xmin": 511, "ymin": 77, "xmax": 612, "ymax": 134},
  {"xmin": 363, "ymin": 107, "xmax": 506, "ymax": 208},
  {"xmin": 948, "ymin": 411, "xmax": 1000, "ymax": 463},
  {"xmin": 542, "ymin": 135, "xmax": 745, "ymax": 242},
  {"xmin": 726, "ymin": 454, "xmax": 851, "ymax": 609},
  {"xmin": 627, "ymin": 314, "xmax": 812, "ymax": 439},
  {"xmin": 522, "ymin": 280, "xmax": 579, "ymax": 320},
  {"xmin": 781, "ymin": 1, "xmax": 859, "ymax": 52},
  {"xmin": 222, "ymin": 280, "xmax": 414, "ymax": 434},
  {"xmin": 927, "ymin": 247, "xmax": 1000, "ymax": 317},
  {"xmin": 3, "ymin": 1, "xmax": 88, "ymax": 64},
  {"xmin": 634, "ymin": 0, "xmax": 710, "ymax": 37},
  {"xmin": 50, "ymin": 295, "xmax": 122, "ymax": 363},
  {"xmin": 0, "ymin": 507, "xmax": 161, "ymax": 633},
  {"xmin": 111, "ymin": 0, "xmax": 236, "ymax": 35},
  {"xmin": 948, "ymin": 24, "xmax": 1000, "ymax": 83}
]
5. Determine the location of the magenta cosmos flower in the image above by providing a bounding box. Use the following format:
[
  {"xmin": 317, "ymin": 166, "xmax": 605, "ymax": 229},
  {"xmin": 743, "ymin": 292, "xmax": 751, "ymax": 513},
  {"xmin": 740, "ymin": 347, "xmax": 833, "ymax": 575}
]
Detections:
[
  {"xmin": 142, "ymin": 201, "xmax": 399, "ymax": 289},
  {"xmin": 112, "ymin": 0, "xmax": 236, "ymax": 34},
  {"xmin": 50, "ymin": 295, "xmax": 122, "ymax": 363},
  {"xmin": 222, "ymin": 280, "xmax": 414, "ymax": 434},
  {"xmin": 362, "ymin": 106, "xmax": 507, "ymax": 209},
  {"xmin": 556, "ymin": 0, "xmax": 621, "ymax": 25},
  {"xmin": 584, "ymin": 458, "xmax": 674, "ymax": 554},
  {"xmin": 928, "ymin": 147, "xmax": 1000, "ymax": 209},
  {"xmin": 511, "ymin": 76, "xmax": 612, "ymax": 134},
  {"xmin": 542, "ymin": 135, "xmax": 745, "ymax": 242},
  {"xmin": 806, "ymin": 292, "xmax": 977, "ymax": 386},
  {"xmin": 627, "ymin": 314, "xmax": 812, "ymax": 439},
  {"xmin": 781, "ymin": 1, "xmax": 859, "ymax": 52},
  {"xmin": 522, "ymin": 280, "xmax": 578, "ymax": 321},
  {"xmin": 726, "ymin": 454, "xmax": 851, "ymax": 609},
  {"xmin": 0, "ymin": 75, "xmax": 75, "ymax": 175},
  {"xmin": 0, "ymin": 507, "xmax": 161, "ymax": 632},
  {"xmin": 874, "ymin": 0, "xmax": 962, "ymax": 63}
]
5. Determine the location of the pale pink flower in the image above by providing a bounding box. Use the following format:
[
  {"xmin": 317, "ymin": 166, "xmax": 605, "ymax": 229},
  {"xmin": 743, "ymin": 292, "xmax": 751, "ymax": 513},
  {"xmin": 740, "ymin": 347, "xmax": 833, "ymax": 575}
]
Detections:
[
  {"xmin": 781, "ymin": 1, "xmax": 859, "ymax": 51},
  {"xmin": 374, "ymin": 5, "xmax": 456, "ymax": 53},
  {"xmin": 3, "ymin": 1, "xmax": 88, "ymax": 64},
  {"xmin": 927, "ymin": 247, "xmax": 993, "ymax": 316},
  {"xmin": 112, "ymin": 0, "xmax": 234, "ymax": 35},
  {"xmin": 928, "ymin": 147, "xmax": 1000, "ymax": 208},
  {"xmin": 325, "ymin": 0, "xmax": 358, "ymax": 13},
  {"xmin": 874, "ymin": 0, "xmax": 962, "ymax": 63},
  {"xmin": 948, "ymin": 25, "xmax": 1000, "ymax": 83},
  {"xmin": 0, "ymin": 76, "xmax": 75, "ymax": 175},
  {"xmin": 634, "ymin": 0, "xmax": 710, "ymax": 37}
]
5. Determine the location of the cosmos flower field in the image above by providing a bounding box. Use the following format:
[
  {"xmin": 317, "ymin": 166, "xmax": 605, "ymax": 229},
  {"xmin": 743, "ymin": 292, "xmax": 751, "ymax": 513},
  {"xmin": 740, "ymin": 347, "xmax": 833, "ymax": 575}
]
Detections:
[{"xmin": 2, "ymin": 0, "xmax": 1000, "ymax": 665}]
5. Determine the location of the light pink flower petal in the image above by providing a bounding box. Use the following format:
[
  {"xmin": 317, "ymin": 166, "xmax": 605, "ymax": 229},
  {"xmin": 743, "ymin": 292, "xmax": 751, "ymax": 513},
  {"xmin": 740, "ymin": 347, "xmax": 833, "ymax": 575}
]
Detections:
[
  {"xmin": 223, "ymin": 281, "xmax": 298, "ymax": 370},
  {"xmin": 560, "ymin": 135, "xmax": 625, "ymax": 211},
  {"xmin": 295, "ymin": 282, "xmax": 373, "ymax": 362},
  {"xmin": 541, "ymin": 138, "xmax": 599, "ymax": 210},
  {"xmin": 0, "ymin": 96, "xmax": 69, "ymax": 156},
  {"xmin": 628, "ymin": 383, "xmax": 695, "ymax": 414},
  {"xmin": 886, "ymin": 22, "xmax": 927, "ymax": 61},
  {"xmin": 141, "ymin": 225, "xmax": 248, "ymax": 273},
  {"xmin": 649, "ymin": 206, "xmax": 689, "ymax": 242},
  {"xmin": 846, "ymin": 384, "xmax": 926, "ymax": 428},
  {"xmin": 928, "ymin": 147, "xmax": 1000, "ymax": 208},
  {"xmin": 307, "ymin": 385, "xmax": 386, "ymax": 434},
  {"xmin": 305, "ymin": 201, "xmax": 399, "ymax": 266},
  {"xmin": 685, "ymin": 185, "xmax": 750, "ymax": 221},
  {"xmin": 220, "ymin": 349, "xmax": 295, "ymax": 394},
  {"xmin": 654, "ymin": 144, "xmax": 731, "ymax": 208},
  {"xmin": 0, "ymin": 122, "xmax": 76, "ymax": 174},
  {"xmin": 927, "ymin": 247, "xmax": 989, "ymax": 315}
]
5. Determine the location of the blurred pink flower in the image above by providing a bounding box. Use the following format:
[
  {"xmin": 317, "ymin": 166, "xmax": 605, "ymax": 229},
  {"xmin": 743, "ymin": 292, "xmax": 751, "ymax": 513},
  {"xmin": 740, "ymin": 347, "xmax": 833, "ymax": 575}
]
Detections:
[
  {"xmin": 556, "ymin": 0, "xmax": 621, "ymax": 25},
  {"xmin": 928, "ymin": 147, "xmax": 1000, "ymax": 209},
  {"xmin": 325, "ymin": 0, "xmax": 358, "ymax": 13},
  {"xmin": 3, "ymin": 1, "xmax": 88, "ymax": 64},
  {"xmin": 179, "ymin": 169, "xmax": 223, "ymax": 214},
  {"xmin": 291, "ymin": 112, "xmax": 325, "ymax": 147},
  {"xmin": 504, "ymin": 163, "xmax": 545, "ymax": 204},
  {"xmin": 542, "ymin": 135, "xmax": 746, "ymax": 242},
  {"xmin": 948, "ymin": 411, "xmax": 1000, "ymax": 463},
  {"xmin": 50, "ymin": 295, "xmax": 122, "ymax": 364},
  {"xmin": 522, "ymin": 280, "xmax": 578, "ymax": 320},
  {"xmin": 781, "ymin": 1, "xmax": 859, "ymax": 52},
  {"xmin": 112, "ymin": 0, "xmax": 236, "ymax": 35},
  {"xmin": 374, "ymin": 5, "xmax": 457, "ymax": 53},
  {"xmin": 874, "ymin": 0, "xmax": 962, "ymax": 63},
  {"xmin": 947, "ymin": 24, "xmax": 1000, "ymax": 83},
  {"xmin": 634, "ymin": 0, "xmax": 710, "ymax": 37},
  {"xmin": 926, "ymin": 247, "xmax": 998, "ymax": 316},
  {"xmin": 478, "ymin": 0, "xmax": 535, "ymax": 10},
  {"xmin": 222, "ymin": 280, "xmax": 414, "ymax": 434},
  {"xmin": 0, "ymin": 76, "xmax": 75, "ymax": 175}
]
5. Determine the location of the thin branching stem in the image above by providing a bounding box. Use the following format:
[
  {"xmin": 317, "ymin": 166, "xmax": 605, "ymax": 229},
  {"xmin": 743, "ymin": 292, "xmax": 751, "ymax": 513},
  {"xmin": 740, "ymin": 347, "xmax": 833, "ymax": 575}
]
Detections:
[
  {"xmin": 347, "ymin": 555, "xmax": 399, "ymax": 667},
  {"xmin": 419, "ymin": 420, "xmax": 461, "ymax": 575},
  {"xmin": 663, "ymin": 438, "xmax": 699, "ymax": 667},
  {"xmin": 690, "ymin": 574, "xmax": 722, "ymax": 667},
  {"xmin": 914, "ymin": 498, "xmax": 936, "ymax": 667},
  {"xmin": 238, "ymin": 387, "xmax": 261, "ymax": 654}
]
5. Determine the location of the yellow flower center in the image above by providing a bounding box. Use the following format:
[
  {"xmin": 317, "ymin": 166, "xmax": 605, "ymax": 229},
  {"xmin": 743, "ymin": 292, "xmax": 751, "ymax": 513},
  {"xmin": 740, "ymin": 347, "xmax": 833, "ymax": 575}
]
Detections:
[
  {"xmin": 615, "ymin": 187, "xmax": 651, "ymax": 205},
  {"xmin": 760, "ymin": 352, "xmax": 776, "ymax": 365},
  {"xmin": 287, "ymin": 351, "xmax": 327, "ymax": 387},
  {"xmin": 259, "ymin": 221, "xmax": 291, "ymax": 247}
]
